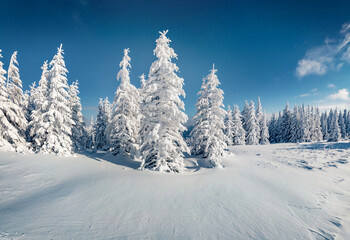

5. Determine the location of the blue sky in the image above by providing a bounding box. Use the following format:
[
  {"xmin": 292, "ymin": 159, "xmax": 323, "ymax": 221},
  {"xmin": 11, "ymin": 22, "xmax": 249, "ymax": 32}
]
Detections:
[{"xmin": 1, "ymin": 0, "xmax": 350, "ymax": 120}]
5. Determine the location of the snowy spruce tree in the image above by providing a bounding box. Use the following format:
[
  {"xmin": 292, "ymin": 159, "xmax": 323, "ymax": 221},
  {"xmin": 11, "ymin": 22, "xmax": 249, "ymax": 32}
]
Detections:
[
  {"xmin": 346, "ymin": 111, "xmax": 350, "ymax": 137},
  {"xmin": 224, "ymin": 105, "xmax": 234, "ymax": 146},
  {"xmin": 0, "ymin": 51, "xmax": 28, "ymax": 151},
  {"xmin": 231, "ymin": 105, "xmax": 246, "ymax": 145},
  {"xmin": 328, "ymin": 109, "xmax": 341, "ymax": 142},
  {"xmin": 268, "ymin": 113, "xmax": 277, "ymax": 143},
  {"xmin": 255, "ymin": 97, "xmax": 263, "ymax": 141},
  {"xmin": 69, "ymin": 80, "xmax": 85, "ymax": 150},
  {"xmin": 290, "ymin": 105, "xmax": 302, "ymax": 143},
  {"xmin": 321, "ymin": 112, "xmax": 328, "ymax": 140},
  {"xmin": 85, "ymin": 116, "xmax": 95, "ymax": 150},
  {"xmin": 256, "ymin": 98, "xmax": 269, "ymax": 144},
  {"xmin": 243, "ymin": 100, "xmax": 259, "ymax": 145},
  {"xmin": 140, "ymin": 30, "xmax": 189, "ymax": 172},
  {"xmin": 280, "ymin": 103, "xmax": 292, "ymax": 142},
  {"xmin": 313, "ymin": 107, "xmax": 323, "ymax": 142},
  {"xmin": 108, "ymin": 48, "xmax": 140, "ymax": 156},
  {"xmin": 0, "ymin": 50, "xmax": 14, "ymax": 149},
  {"xmin": 31, "ymin": 44, "xmax": 74, "ymax": 155},
  {"xmin": 259, "ymin": 113, "xmax": 270, "ymax": 144},
  {"xmin": 338, "ymin": 111, "xmax": 346, "ymax": 139},
  {"xmin": 95, "ymin": 97, "xmax": 112, "ymax": 150},
  {"xmin": 191, "ymin": 66, "xmax": 227, "ymax": 167},
  {"xmin": 29, "ymin": 61, "xmax": 50, "ymax": 147}
]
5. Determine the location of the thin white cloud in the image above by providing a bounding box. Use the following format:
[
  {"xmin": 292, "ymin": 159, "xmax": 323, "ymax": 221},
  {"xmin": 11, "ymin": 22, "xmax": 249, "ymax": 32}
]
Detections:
[
  {"xmin": 327, "ymin": 83, "xmax": 336, "ymax": 88},
  {"xmin": 296, "ymin": 59, "xmax": 327, "ymax": 77},
  {"xmin": 296, "ymin": 22, "xmax": 350, "ymax": 78},
  {"xmin": 299, "ymin": 93, "xmax": 310, "ymax": 98},
  {"xmin": 297, "ymin": 88, "xmax": 318, "ymax": 98},
  {"xmin": 329, "ymin": 88, "xmax": 349, "ymax": 101}
]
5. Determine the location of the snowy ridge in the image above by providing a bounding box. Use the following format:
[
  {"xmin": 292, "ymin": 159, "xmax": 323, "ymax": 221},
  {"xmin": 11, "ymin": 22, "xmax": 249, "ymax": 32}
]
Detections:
[{"xmin": 0, "ymin": 142, "xmax": 349, "ymax": 239}]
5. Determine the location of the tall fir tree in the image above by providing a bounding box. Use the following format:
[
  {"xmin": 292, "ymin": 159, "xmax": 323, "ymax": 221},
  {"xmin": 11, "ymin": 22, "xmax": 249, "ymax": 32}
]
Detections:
[
  {"xmin": 31, "ymin": 44, "xmax": 74, "ymax": 155},
  {"xmin": 85, "ymin": 116, "xmax": 96, "ymax": 150},
  {"xmin": 0, "ymin": 51, "xmax": 27, "ymax": 151},
  {"xmin": 268, "ymin": 113, "xmax": 277, "ymax": 143},
  {"xmin": 29, "ymin": 61, "xmax": 50, "ymax": 148},
  {"xmin": 140, "ymin": 30, "xmax": 189, "ymax": 172},
  {"xmin": 191, "ymin": 66, "xmax": 227, "ymax": 167},
  {"xmin": 328, "ymin": 109, "xmax": 341, "ymax": 142},
  {"xmin": 281, "ymin": 103, "xmax": 292, "ymax": 142},
  {"xmin": 95, "ymin": 97, "xmax": 112, "ymax": 150},
  {"xmin": 6, "ymin": 51, "xmax": 27, "ymax": 147},
  {"xmin": 231, "ymin": 105, "xmax": 246, "ymax": 145},
  {"xmin": 243, "ymin": 100, "xmax": 259, "ymax": 145},
  {"xmin": 224, "ymin": 105, "xmax": 234, "ymax": 146},
  {"xmin": 256, "ymin": 98, "xmax": 269, "ymax": 144},
  {"xmin": 290, "ymin": 105, "xmax": 302, "ymax": 143},
  {"xmin": 108, "ymin": 49, "xmax": 140, "ymax": 156},
  {"xmin": 321, "ymin": 112, "xmax": 328, "ymax": 140},
  {"xmin": 259, "ymin": 113, "xmax": 270, "ymax": 144},
  {"xmin": 68, "ymin": 80, "xmax": 85, "ymax": 150},
  {"xmin": 255, "ymin": 97, "xmax": 263, "ymax": 141},
  {"xmin": 313, "ymin": 107, "xmax": 323, "ymax": 142},
  {"xmin": 338, "ymin": 111, "xmax": 346, "ymax": 139},
  {"xmin": 0, "ymin": 50, "xmax": 13, "ymax": 149},
  {"xmin": 346, "ymin": 111, "xmax": 350, "ymax": 137}
]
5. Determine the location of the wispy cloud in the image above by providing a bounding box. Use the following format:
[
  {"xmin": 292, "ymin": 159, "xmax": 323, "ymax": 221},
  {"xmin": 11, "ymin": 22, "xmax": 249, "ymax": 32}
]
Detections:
[
  {"xmin": 299, "ymin": 93, "xmax": 310, "ymax": 98},
  {"xmin": 297, "ymin": 88, "xmax": 318, "ymax": 98},
  {"xmin": 327, "ymin": 83, "xmax": 336, "ymax": 88},
  {"xmin": 296, "ymin": 22, "xmax": 350, "ymax": 78}
]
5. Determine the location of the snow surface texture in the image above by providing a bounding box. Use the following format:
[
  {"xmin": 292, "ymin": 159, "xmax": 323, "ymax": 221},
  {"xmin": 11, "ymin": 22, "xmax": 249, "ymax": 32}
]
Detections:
[{"xmin": 0, "ymin": 142, "xmax": 349, "ymax": 239}]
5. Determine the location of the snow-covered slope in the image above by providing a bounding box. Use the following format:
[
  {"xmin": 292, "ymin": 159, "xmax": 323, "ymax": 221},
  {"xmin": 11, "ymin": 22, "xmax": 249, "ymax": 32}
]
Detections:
[{"xmin": 0, "ymin": 142, "xmax": 349, "ymax": 239}]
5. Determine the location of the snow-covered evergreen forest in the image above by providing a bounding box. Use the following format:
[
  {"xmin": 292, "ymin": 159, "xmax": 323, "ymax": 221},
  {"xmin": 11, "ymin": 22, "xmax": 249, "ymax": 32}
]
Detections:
[{"xmin": 1, "ymin": 31, "xmax": 349, "ymax": 173}]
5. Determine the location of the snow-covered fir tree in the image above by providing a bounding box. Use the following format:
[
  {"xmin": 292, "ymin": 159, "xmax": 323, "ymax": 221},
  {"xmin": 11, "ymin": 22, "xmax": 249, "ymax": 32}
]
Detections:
[
  {"xmin": 290, "ymin": 105, "xmax": 302, "ymax": 143},
  {"xmin": 140, "ymin": 30, "xmax": 189, "ymax": 172},
  {"xmin": 243, "ymin": 100, "xmax": 259, "ymax": 145},
  {"xmin": 25, "ymin": 82, "xmax": 38, "ymax": 140},
  {"xmin": 280, "ymin": 103, "xmax": 292, "ymax": 143},
  {"xmin": 0, "ymin": 51, "xmax": 28, "ymax": 151},
  {"xmin": 343, "ymin": 109, "xmax": 349, "ymax": 137},
  {"xmin": 26, "ymin": 82, "xmax": 37, "ymax": 121},
  {"xmin": 338, "ymin": 111, "xmax": 346, "ymax": 139},
  {"xmin": 85, "ymin": 116, "xmax": 95, "ymax": 150},
  {"xmin": 231, "ymin": 105, "xmax": 246, "ymax": 145},
  {"xmin": 241, "ymin": 100, "xmax": 249, "ymax": 128},
  {"xmin": 328, "ymin": 109, "xmax": 341, "ymax": 142},
  {"xmin": 95, "ymin": 97, "xmax": 112, "ymax": 150},
  {"xmin": 268, "ymin": 113, "xmax": 277, "ymax": 143},
  {"xmin": 259, "ymin": 113, "xmax": 270, "ymax": 144},
  {"xmin": 327, "ymin": 109, "xmax": 333, "ymax": 136},
  {"xmin": 191, "ymin": 66, "xmax": 227, "ymax": 167},
  {"xmin": 0, "ymin": 50, "xmax": 13, "ymax": 149},
  {"xmin": 321, "ymin": 112, "xmax": 328, "ymax": 140},
  {"xmin": 346, "ymin": 111, "xmax": 350, "ymax": 137},
  {"xmin": 108, "ymin": 48, "xmax": 140, "ymax": 156},
  {"xmin": 255, "ymin": 97, "xmax": 263, "ymax": 141},
  {"xmin": 31, "ymin": 44, "xmax": 74, "ymax": 155},
  {"xmin": 29, "ymin": 61, "xmax": 50, "ymax": 147},
  {"xmin": 4, "ymin": 51, "xmax": 28, "ymax": 150},
  {"xmin": 256, "ymin": 98, "xmax": 269, "ymax": 144},
  {"xmin": 69, "ymin": 80, "xmax": 85, "ymax": 150},
  {"xmin": 313, "ymin": 107, "xmax": 323, "ymax": 142},
  {"xmin": 224, "ymin": 105, "xmax": 234, "ymax": 146}
]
